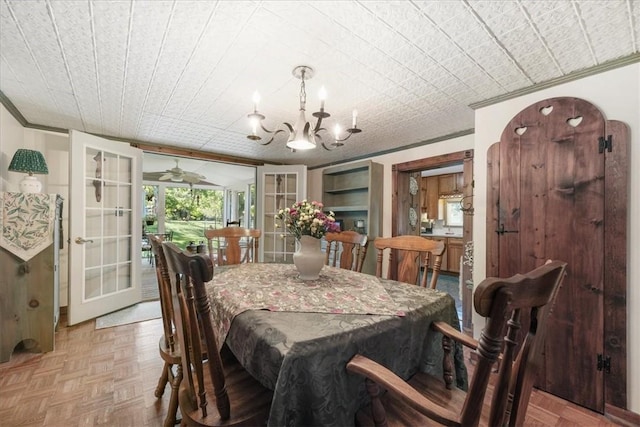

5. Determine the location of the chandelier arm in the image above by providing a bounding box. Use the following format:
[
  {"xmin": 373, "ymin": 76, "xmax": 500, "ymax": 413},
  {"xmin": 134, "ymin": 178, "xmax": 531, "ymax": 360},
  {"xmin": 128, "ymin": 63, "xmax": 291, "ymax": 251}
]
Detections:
[
  {"xmin": 313, "ymin": 116, "xmax": 324, "ymax": 134},
  {"xmin": 256, "ymin": 129, "xmax": 286, "ymax": 146},
  {"xmin": 260, "ymin": 122, "xmax": 278, "ymax": 134},
  {"xmin": 321, "ymin": 141, "xmax": 339, "ymax": 151},
  {"xmin": 335, "ymin": 130, "xmax": 355, "ymax": 143}
]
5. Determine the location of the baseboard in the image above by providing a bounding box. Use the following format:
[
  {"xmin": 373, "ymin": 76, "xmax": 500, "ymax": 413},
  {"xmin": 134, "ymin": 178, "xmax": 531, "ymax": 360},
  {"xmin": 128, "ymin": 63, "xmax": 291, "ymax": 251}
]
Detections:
[
  {"xmin": 605, "ymin": 403, "xmax": 640, "ymax": 427},
  {"xmin": 468, "ymin": 352, "xmax": 639, "ymax": 425}
]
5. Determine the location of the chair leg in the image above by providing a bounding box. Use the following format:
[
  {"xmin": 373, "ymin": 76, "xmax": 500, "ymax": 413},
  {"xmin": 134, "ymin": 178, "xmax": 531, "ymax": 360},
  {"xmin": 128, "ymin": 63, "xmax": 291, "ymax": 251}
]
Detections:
[
  {"xmin": 164, "ymin": 363, "xmax": 183, "ymax": 427},
  {"xmin": 155, "ymin": 361, "xmax": 170, "ymax": 398}
]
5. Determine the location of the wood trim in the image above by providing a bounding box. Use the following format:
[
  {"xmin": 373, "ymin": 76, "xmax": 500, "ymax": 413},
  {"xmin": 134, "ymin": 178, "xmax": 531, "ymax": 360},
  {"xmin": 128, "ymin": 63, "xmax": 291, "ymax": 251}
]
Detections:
[
  {"xmin": 461, "ymin": 156, "xmax": 473, "ymax": 335},
  {"xmin": 603, "ymin": 120, "xmax": 629, "ymax": 409},
  {"xmin": 395, "ymin": 150, "xmax": 472, "ymax": 172},
  {"xmin": 486, "ymin": 143, "xmax": 500, "ymax": 277},
  {"xmin": 129, "ymin": 142, "xmax": 263, "ymax": 166},
  {"xmin": 605, "ymin": 404, "xmax": 640, "ymax": 427}
]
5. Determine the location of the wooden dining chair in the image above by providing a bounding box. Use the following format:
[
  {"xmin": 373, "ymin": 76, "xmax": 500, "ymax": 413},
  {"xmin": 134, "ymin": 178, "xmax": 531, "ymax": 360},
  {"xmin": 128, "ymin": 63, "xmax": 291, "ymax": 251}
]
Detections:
[
  {"xmin": 161, "ymin": 241, "xmax": 273, "ymax": 426},
  {"xmin": 374, "ymin": 235, "xmax": 445, "ymax": 289},
  {"xmin": 324, "ymin": 231, "xmax": 369, "ymax": 272},
  {"xmin": 148, "ymin": 234, "xmax": 182, "ymax": 427},
  {"xmin": 347, "ymin": 260, "xmax": 567, "ymax": 427},
  {"xmin": 204, "ymin": 226, "xmax": 261, "ymax": 266},
  {"xmin": 147, "ymin": 231, "xmax": 173, "ymax": 265}
]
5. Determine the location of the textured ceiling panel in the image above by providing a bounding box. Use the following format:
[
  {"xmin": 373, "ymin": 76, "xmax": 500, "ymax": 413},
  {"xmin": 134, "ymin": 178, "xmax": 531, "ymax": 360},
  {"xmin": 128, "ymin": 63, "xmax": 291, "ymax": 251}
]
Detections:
[{"xmin": 1, "ymin": 0, "xmax": 638, "ymax": 167}]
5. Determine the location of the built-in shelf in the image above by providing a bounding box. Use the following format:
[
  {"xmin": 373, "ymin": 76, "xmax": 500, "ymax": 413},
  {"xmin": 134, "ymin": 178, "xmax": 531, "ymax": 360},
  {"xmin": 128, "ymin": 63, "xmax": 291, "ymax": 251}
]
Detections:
[
  {"xmin": 322, "ymin": 160, "xmax": 383, "ymax": 275},
  {"xmin": 324, "ymin": 205, "xmax": 368, "ymax": 212},
  {"xmin": 323, "ymin": 186, "xmax": 369, "ymax": 194}
]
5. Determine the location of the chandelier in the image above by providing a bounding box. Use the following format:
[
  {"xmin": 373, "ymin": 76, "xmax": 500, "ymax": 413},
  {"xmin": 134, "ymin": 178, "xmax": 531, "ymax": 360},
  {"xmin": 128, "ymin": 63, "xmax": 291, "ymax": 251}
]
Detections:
[{"xmin": 247, "ymin": 65, "xmax": 362, "ymax": 150}]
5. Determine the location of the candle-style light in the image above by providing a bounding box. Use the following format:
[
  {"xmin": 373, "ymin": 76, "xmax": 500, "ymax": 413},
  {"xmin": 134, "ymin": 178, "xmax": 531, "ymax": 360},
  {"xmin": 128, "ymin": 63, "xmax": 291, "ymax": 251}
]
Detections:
[{"xmin": 247, "ymin": 65, "xmax": 362, "ymax": 150}]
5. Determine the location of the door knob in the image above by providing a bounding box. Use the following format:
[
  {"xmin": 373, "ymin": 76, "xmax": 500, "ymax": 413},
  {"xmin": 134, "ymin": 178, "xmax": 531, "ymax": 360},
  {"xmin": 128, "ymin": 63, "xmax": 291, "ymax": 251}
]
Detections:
[{"xmin": 75, "ymin": 237, "xmax": 94, "ymax": 244}]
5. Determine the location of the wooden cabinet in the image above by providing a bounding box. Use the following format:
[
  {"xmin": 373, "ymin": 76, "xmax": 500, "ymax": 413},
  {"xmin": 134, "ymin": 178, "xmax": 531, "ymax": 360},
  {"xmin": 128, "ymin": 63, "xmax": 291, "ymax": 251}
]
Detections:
[
  {"xmin": 447, "ymin": 237, "xmax": 463, "ymax": 273},
  {"xmin": 422, "ymin": 236, "xmax": 462, "ymax": 273},
  {"xmin": 421, "ymin": 176, "xmax": 439, "ymax": 221},
  {"xmin": 322, "ymin": 160, "xmax": 383, "ymax": 275},
  {"xmin": 438, "ymin": 173, "xmax": 463, "ymax": 196},
  {"xmin": 421, "ymin": 173, "xmax": 462, "ymax": 221},
  {"xmin": 1, "ymin": 195, "xmax": 62, "ymax": 363}
]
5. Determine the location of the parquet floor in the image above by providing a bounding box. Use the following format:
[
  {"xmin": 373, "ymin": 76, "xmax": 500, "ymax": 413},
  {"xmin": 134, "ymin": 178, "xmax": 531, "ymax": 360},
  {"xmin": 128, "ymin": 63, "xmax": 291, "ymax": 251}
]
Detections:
[{"xmin": 0, "ymin": 315, "xmax": 624, "ymax": 427}]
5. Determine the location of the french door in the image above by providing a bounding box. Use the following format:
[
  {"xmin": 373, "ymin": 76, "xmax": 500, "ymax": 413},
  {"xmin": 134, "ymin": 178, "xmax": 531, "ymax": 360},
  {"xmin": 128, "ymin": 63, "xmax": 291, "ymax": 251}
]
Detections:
[
  {"xmin": 257, "ymin": 165, "xmax": 306, "ymax": 263},
  {"xmin": 68, "ymin": 130, "xmax": 143, "ymax": 325}
]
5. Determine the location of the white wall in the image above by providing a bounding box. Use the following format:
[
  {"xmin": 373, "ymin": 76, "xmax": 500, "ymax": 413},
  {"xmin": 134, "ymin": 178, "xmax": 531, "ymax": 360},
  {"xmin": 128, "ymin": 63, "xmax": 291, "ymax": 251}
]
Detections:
[
  {"xmin": 474, "ymin": 63, "xmax": 639, "ymax": 413},
  {"xmin": 1, "ymin": 104, "xmax": 29, "ymax": 191},
  {"xmin": 0, "ymin": 103, "xmax": 71, "ymax": 305}
]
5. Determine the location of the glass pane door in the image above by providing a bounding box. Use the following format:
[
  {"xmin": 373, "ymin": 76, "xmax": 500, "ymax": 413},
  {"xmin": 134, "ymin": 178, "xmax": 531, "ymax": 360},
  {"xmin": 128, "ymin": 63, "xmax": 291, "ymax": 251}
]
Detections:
[{"xmin": 257, "ymin": 165, "xmax": 306, "ymax": 263}]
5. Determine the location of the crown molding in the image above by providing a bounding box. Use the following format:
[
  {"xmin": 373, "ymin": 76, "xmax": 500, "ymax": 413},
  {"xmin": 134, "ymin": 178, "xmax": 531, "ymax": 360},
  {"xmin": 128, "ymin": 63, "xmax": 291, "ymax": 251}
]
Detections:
[
  {"xmin": 309, "ymin": 128, "xmax": 475, "ymax": 170},
  {"xmin": 469, "ymin": 53, "xmax": 640, "ymax": 110}
]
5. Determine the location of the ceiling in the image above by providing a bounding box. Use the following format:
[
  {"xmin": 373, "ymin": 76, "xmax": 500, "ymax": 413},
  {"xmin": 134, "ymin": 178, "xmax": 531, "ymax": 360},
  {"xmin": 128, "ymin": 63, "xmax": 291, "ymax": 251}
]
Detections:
[{"xmin": 1, "ymin": 1, "xmax": 638, "ymax": 168}]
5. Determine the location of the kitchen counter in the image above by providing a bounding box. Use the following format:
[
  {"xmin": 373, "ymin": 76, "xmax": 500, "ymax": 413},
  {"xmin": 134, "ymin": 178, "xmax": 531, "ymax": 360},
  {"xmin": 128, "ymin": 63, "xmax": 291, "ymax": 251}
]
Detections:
[{"xmin": 421, "ymin": 232, "xmax": 463, "ymax": 238}]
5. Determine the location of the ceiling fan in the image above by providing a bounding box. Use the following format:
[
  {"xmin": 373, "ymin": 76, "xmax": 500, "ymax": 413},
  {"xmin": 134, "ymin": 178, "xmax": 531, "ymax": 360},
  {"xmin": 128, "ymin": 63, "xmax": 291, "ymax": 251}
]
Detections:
[
  {"xmin": 159, "ymin": 159, "xmax": 206, "ymax": 183},
  {"xmin": 144, "ymin": 158, "xmax": 211, "ymax": 186}
]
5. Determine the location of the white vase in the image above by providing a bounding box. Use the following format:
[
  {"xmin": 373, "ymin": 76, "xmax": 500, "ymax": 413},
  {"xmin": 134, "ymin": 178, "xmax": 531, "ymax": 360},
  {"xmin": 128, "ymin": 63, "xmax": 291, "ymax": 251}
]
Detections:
[{"xmin": 293, "ymin": 235, "xmax": 325, "ymax": 280}]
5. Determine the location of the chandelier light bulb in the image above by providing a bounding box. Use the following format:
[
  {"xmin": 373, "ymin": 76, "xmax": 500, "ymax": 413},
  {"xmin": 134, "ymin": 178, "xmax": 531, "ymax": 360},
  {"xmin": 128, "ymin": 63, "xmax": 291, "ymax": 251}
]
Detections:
[
  {"xmin": 319, "ymin": 86, "xmax": 327, "ymax": 110},
  {"xmin": 334, "ymin": 123, "xmax": 341, "ymax": 140},
  {"xmin": 352, "ymin": 109, "xmax": 358, "ymax": 128},
  {"xmin": 252, "ymin": 91, "xmax": 260, "ymax": 111}
]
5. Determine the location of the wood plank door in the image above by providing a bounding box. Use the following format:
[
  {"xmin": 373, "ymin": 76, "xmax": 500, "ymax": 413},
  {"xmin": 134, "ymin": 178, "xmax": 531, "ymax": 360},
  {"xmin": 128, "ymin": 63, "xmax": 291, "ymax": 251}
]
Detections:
[{"xmin": 488, "ymin": 97, "xmax": 607, "ymax": 412}]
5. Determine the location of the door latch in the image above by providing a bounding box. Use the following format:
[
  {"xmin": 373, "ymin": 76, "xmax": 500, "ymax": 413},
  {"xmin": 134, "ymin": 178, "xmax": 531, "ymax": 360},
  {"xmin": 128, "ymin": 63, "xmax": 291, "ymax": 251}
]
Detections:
[{"xmin": 495, "ymin": 224, "xmax": 519, "ymax": 235}]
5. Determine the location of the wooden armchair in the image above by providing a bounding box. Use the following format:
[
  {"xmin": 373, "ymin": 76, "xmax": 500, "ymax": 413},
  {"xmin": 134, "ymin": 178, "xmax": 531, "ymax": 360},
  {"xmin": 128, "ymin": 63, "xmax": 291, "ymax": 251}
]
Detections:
[
  {"xmin": 347, "ymin": 260, "xmax": 567, "ymax": 427},
  {"xmin": 148, "ymin": 234, "xmax": 182, "ymax": 427},
  {"xmin": 162, "ymin": 241, "xmax": 273, "ymax": 426},
  {"xmin": 204, "ymin": 227, "xmax": 261, "ymax": 266},
  {"xmin": 374, "ymin": 235, "xmax": 445, "ymax": 289},
  {"xmin": 324, "ymin": 231, "xmax": 369, "ymax": 272}
]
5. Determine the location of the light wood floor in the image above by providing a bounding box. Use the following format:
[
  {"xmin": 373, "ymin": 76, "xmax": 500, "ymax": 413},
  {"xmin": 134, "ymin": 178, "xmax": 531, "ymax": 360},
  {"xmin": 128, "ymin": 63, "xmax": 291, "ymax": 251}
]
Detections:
[{"xmin": 0, "ymin": 315, "xmax": 623, "ymax": 427}]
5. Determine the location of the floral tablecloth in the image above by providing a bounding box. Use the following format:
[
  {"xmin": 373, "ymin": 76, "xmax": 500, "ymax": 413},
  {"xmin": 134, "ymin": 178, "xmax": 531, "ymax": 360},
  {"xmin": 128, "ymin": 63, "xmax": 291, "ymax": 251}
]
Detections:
[
  {"xmin": 206, "ymin": 263, "xmax": 467, "ymax": 427},
  {"xmin": 207, "ymin": 263, "xmax": 405, "ymax": 351}
]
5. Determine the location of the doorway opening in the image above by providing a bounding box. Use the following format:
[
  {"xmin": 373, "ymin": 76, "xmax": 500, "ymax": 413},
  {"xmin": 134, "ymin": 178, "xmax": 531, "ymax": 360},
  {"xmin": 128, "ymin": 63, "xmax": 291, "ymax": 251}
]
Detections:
[{"xmin": 392, "ymin": 150, "xmax": 474, "ymax": 336}]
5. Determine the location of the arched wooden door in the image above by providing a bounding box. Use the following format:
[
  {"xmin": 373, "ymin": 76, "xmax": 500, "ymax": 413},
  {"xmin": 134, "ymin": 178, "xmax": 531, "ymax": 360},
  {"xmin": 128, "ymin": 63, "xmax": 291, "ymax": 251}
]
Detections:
[{"xmin": 486, "ymin": 97, "xmax": 628, "ymax": 412}]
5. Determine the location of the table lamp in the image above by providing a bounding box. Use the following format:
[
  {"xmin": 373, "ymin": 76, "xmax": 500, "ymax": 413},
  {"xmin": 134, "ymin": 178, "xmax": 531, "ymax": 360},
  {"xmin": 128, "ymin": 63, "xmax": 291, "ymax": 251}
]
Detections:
[{"xmin": 8, "ymin": 149, "xmax": 49, "ymax": 193}]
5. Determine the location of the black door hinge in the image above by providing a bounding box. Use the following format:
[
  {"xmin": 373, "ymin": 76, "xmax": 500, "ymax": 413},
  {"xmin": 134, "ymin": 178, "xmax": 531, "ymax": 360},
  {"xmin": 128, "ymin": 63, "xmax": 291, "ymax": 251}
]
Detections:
[
  {"xmin": 495, "ymin": 224, "xmax": 519, "ymax": 235},
  {"xmin": 598, "ymin": 135, "xmax": 612, "ymax": 153},
  {"xmin": 597, "ymin": 354, "xmax": 611, "ymax": 373}
]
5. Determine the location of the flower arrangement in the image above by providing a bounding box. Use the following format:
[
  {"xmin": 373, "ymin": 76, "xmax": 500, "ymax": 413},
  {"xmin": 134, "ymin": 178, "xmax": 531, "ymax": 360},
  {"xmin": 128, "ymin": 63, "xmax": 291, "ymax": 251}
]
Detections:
[{"xmin": 275, "ymin": 200, "xmax": 339, "ymax": 240}]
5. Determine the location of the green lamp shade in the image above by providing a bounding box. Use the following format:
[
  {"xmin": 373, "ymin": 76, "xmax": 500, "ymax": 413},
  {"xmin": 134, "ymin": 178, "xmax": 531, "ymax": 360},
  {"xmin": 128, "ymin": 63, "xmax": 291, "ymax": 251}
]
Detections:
[{"xmin": 8, "ymin": 149, "xmax": 49, "ymax": 175}]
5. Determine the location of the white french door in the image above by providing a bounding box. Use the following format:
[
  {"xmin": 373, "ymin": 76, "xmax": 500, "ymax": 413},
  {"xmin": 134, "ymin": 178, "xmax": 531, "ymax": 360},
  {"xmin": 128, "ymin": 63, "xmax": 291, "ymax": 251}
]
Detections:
[
  {"xmin": 68, "ymin": 130, "xmax": 142, "ymax": 325},
  {"xmin": 257, "ymin": 165, "xmax": 306, "ymax": 263}
]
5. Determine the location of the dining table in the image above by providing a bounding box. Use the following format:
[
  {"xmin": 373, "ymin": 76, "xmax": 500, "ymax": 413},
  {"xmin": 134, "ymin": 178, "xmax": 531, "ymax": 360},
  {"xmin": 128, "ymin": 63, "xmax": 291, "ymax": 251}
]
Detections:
[{"xmin": 205, "ymin": 263, "xmax": 467, "ymax": 427}]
